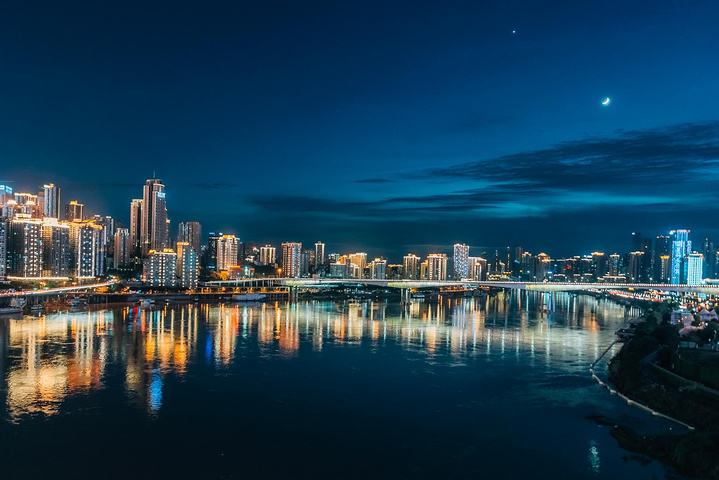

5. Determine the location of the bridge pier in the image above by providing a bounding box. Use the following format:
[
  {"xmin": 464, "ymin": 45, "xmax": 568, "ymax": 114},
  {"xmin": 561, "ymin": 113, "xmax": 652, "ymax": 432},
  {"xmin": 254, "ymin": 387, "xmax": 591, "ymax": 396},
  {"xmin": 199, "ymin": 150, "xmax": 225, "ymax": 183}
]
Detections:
[{"xmin": 400, "ymin": 288, "xmax": 411, "ymax": 305}]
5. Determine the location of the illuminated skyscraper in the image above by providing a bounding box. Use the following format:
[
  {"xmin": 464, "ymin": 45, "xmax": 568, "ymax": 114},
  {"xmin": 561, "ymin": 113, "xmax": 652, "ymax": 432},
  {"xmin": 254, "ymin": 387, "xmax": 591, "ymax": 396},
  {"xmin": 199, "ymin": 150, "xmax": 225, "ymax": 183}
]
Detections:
[
  {"xmin": 176, "ymin": 242, "xmax": 199, "ymax": 289},
  {"xmin": 468, "ymin": 256, "xmax": 488, "ymax": 281},
  {"xmin": 281, "ymin": 242, "xmax": 302, "ymax": 278},
  {"xmin": 426, "ymin": 253, "xmax": 448, "ymax": 281},
  {"xmin": 64, "ymin": 200, "xmax": 84, "ymax": 221},
  {"xmin": 216, "ymin": 234, "xmax": 239, "ymax": 271},
  {"xmin": 69, "ymin": 221, "xmax": 104, "ymax": 278},
  {"xmin": 259, "ymin": 245, "xmax": 276, "ymax": 265},
  {"xmin": 42, "ymin": 183, "xmax": 61, "ymax": 219},
  {"xmin": 684, "ymin": 252, "xmax": 704, "ymax": 286},
  {"xmin": 403, "ymin": 254, "xmax": 420, "ymax": 280},
  {"xmin": 369, "ymin": 258, "xmax": 387, "ymax": 279},
  {"xmin": 314, "ymin": 242, "xmax": 325, "ymax": 268},
  {"xmin": 7, "ymin": 216, "xmax": 43, "ymax": 278},
  {"xmin": 627, "ymin": 251, "xmax": 644, "ymax": 283},
  {"xmin": 453, "ymin": 243, "xmax": 469, "ymax": 279},
  {"xmin": 113, "ymin": 228, "xmax": 131, "ymax": 268},
  {"xmin": 129, "ymin": 198, "xmax": 143, "ymax": 258},
  {"xmin": 349, "ymin": 252, "xmax": 367, "ymax": 278},
  {"xmin": 41, "ymin": 218, "xmax": 71, "ymax": 278},
  {"xmin": 143, "ymin": 249, "xmax": 178, "ymax": 288},
  {"xmin": 670, "ymin": 229, "xmax": 691, "ymax": 284},
  {"xmin": 0, "ymin": 219, "xmax": 7, "ymax": 280},
  {"xmin": 141, "ymin": 178, "xmax": 168, "ymax": 256},
  {"xmin": 177, "ymin": 221, "xmax": 202, "ymax": 254}
]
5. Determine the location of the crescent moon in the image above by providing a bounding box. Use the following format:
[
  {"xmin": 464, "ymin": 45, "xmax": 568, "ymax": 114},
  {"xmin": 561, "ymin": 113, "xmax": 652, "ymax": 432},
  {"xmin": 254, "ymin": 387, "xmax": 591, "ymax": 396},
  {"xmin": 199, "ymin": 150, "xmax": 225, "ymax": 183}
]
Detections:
[{"xmin": 601, "ymin": 97, "xmax": 611, "ymax": 106}]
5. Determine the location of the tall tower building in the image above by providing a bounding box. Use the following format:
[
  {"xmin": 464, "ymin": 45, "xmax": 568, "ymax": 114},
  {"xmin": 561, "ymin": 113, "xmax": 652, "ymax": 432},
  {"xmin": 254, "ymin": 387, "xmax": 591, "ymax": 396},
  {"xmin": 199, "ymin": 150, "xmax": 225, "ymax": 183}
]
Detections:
[
  {"xmin": 314, "ymin": 242, "xmax": 325, "ymax": 268},
  {"xmin": 41, "ymin": 218, "xmax": 71, "ymax": 278},
  {"xmin": 143, "ymin": 249, "xmax": 178, "ymax": 288},
  {"xmin": 176, "ymin": 242, "xmax": 199, "ymax": 289},
  {"xmin": 684, "ymin": 252, "xmax": 704, "ymax": 286},
  {"xmin": 281, "ymin": 242, "xmax": 302, "ymax": 278},
  {"xmin": 64, "ymin": 200, "xmax": 84, "ymax": 221},
  {"xmin": 177, "ymin": 221, "xmax": 202, "ymax": 254},
  {"xmin": 469, "ymin": 256, "xmax": 488, "ymax": 281},
  {"xmin": 426, "ymin": 253, "xmax": 448, "ymax": 281},
  {"xmin": 670, "ymin": 229, "xmax": 691, "ymax": 284},
  {"xmin": 403, "ymin": 254, "xmax": 420, "ymax": 280},
  {"xmin": 0, "ymin": 219, "xmax": 7, "ymax": 280},
  {"xmin": 42, "ymin": 183, "xmax": 61, "ymax": 219},
  {"xmin": 140, "ymin": 178, "xmax": 168, "ymax": 256},
  {"xmin": 453, "ymin": 243, "xmax": 470, "ymax": 279},
  {"xmin": 215, "ymin": 234, "xmax": 239, "ymax": 271},
  {"xmin": 129, "ymin": 198, "xmax": 143, "ymax": 258},
  {"xmin": 113, "ymin": 228, "xmax": 131, "ymax": 268},
  {"xmin": 349, "ymin": 252, "xmax": 367, "ymax": 278},
  {"xmin": 259, "ymin": 245, "xmax": 276, "ymax": 265},
  {"xmin": 7, "ymin": 216, "xmax": 43, "ymax": 278}
]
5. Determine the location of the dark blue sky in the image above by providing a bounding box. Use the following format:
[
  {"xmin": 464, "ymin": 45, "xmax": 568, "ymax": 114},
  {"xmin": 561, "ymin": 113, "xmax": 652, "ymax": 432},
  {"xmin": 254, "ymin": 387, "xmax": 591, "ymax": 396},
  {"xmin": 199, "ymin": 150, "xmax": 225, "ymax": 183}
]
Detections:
[{"xmin": 2, "ymin": 0, "xmax": 718, "ymax": 258}]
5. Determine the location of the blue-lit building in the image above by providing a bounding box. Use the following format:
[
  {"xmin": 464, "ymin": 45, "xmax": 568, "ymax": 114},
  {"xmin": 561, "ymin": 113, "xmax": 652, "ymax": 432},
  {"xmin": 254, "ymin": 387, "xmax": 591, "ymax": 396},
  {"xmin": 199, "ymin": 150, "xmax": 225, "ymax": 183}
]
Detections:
[
  {"xmin": 670, "ymin": 229, "xmax": 691, "ymax": 284},
  {"xmin": 684, "ymin": 253, "xmax": 704, "ymax": 286}
]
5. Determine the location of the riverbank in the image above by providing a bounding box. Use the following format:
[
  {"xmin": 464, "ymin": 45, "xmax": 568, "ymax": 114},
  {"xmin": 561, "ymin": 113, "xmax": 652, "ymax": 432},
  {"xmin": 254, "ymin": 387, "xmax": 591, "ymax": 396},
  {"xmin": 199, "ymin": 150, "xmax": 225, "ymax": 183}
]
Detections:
[{"xmin": 607, "ymin": 305, "xmax": 719, "ymax": 478}]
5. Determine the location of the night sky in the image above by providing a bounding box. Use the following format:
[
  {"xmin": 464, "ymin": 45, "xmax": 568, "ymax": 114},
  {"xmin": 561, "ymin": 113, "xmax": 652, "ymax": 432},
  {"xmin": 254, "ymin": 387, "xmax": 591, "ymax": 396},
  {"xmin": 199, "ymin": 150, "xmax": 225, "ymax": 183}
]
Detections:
[{"xmin": 2, "ymin": 0, "xmax": 718, "ymax": 258}]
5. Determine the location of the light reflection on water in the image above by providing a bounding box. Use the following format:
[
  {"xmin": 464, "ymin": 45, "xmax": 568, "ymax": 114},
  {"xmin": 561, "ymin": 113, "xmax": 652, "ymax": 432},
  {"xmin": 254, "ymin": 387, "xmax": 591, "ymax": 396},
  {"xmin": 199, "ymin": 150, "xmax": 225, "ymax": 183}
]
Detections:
[{"xmin": 0, "ymin": 292, "xmax": 638, "ymax": 421}]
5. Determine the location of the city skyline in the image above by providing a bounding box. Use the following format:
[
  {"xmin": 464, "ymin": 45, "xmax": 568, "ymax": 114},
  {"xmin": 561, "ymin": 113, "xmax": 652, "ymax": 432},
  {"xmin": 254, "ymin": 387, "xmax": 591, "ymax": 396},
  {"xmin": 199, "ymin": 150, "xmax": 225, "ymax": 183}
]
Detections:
[{"xmin": 2, "ymin": 1, "xmax": 719, "ymax": 255}]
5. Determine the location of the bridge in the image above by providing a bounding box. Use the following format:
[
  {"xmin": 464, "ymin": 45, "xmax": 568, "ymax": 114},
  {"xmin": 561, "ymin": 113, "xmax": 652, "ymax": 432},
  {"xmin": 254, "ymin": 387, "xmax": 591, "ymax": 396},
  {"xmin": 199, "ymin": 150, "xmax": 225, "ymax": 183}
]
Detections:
[
  {"xmin": 0, "ymin": 280, "xmax": 119, "ymax": 298},
  {"xmin": 203, "ymin": 278, "xmax": 719, "ymax": 295}
]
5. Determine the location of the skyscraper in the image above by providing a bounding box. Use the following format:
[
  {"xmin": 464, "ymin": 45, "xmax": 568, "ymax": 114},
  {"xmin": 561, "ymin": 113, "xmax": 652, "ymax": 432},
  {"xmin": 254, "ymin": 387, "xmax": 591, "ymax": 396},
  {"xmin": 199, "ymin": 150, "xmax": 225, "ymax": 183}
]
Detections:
[
  {"xmin": 216, "ymin": 234, "xmax": 239, "ymax": 271},
  {"xmin": 468, "ymin": 256, "xmax": 488, "ymax": 281},
  {"xmin": 69, "ymin": 221, "xmax": 104, "ymax": 278},
  {"xmin": 453, "ymin": 243, "xmax": 470, "ymax": 279},
  {"xmin": 670, "ymin": 229, "xmax": 691, "ymax": 284},
  {"xmin": 42, "ymin": 183, "xmax": 60, "ymax": 219},
  {"xmin": 41, "ymin": 218, "xmax": 71, "ymax": 278},
  {"xmin": 259, "ymin": 245, "xmax": 276, "ymax": 265},
  {"xmin": 314, "ymin": 242, "xmax": 325, "ymax": 268},
  {"xmin": 113, "ymin": 228, "xmax": 131, "ymax": 268},
  {"xmin": 684, "ymin": 252, "xmax": 704, "ymax": 286},
  {"xmin": 176, "ymin": 242, "xmax": 199, "ymax": 289},
  {"xmin": 348, "ymin": 252, "xmax": 367, "ymax": 278},
  {"xmin": 64, "ymin": 200, "xmax": 84, "ymax": 221},
  {"xmin": 140, "ymin": 178, "xmax": 168, "ymax": 256},
  {"xmin": 369, "ymin": 257, "xmax": 387, "ymax": 279},
  {"xmin": 143, "ymin": 249, "xmax": 177, "ymax": 288},
  {"xmin": 426, "ymin": 253, "xmax": 448, "ymax": 281},
  {"xmin": 129, "ymin": 198, "xmax": 143, "ymax": 258},
  {"xmin": 627, "ymin": 251, "xmax": 644, "ymax": 283},
  {"xmin": 281, "ymin": 242, "xmax": 302, "ymax": 278},
  {"xmin": 177, "ymin": 221, "xmax": 202, "ymax": 254},
  {"xmin": 7, "ymin": 216, "xmax": 43, "ymax": 278},
  {"xmin": 0, "ymin": 219, "xmax": 7, "ymax": 280}
]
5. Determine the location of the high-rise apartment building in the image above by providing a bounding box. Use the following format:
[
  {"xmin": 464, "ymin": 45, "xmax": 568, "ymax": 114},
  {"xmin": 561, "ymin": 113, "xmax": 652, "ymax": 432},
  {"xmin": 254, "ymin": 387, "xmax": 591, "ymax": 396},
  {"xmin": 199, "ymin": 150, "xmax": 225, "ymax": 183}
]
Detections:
[
  {"xmin": 177, "ymin": 221, "xmax": 202, "ymax": 254},
  {"xmin": 314, "ymin": 242, "xmax": 325, "ymax": 268},
  {"xmin": 369, "ymin": 257, "xmax": 387, "ymax": 279},
  {"xmin": 684, "ymin": 252, "xmax": 704, "ymax": 286},
  {"xmin": 0, "ymin": 219, "xmax": 6, "ymax": 280},
  {"xmin": 426, "ymin": 253, "xmax": 448, "ymax": 281},
  {"xmin": 141, "ymin": 178, "xmax": 168, "ymax": 256},
  {"xmin": 129, "ymin": 198, "xmax": 143, "ymax": 258},
  {"xmin": 281, "ymin": 242, "xmax": 302, "ymax": 278},
  {"xmin": 468, "ymin": 256, "xmax": 488, "ymax": 281},
  {"xmin": 143, "ymin": 249, "xmax": 177, "ymax": 288},
  {"xmin": 403, "ymin": 254, "xmax": 420, "ymax": 280},
  {"xmin": 259, "ymin": 245, "xmax": 276, "ymax": 265},
  {"xmin": 349, "ymin": 252, "xmax": 367, "ymax": 278},
  {"xmin": 69, "ymin": 221, "xmax": 104, "ymax": 278},
  {"xmin": 65, "ymin": 200, "xmax": 84, "ymax": 222},
  {"xmin": 6, "ymin": 216, "xmax": 43, "ymax": 278},
  {"xmin": 113, "ymin": 228, "xmax": 131, "ymax": 268},
  {"xmin": 41, "ymin": 218, "xmax": 71, "ymax": 278},
  {"xmin": 216, "ymin": 234, "xmax": 239, "ymax": 271},
  {"xmin": 453, "ymin": 243, "xmax": 470, "ymax": 279},
  {"xmin": 627, "ymin": 251, "xmax": 644, "ymax": 283},
  {"xmin": 176, "ymin": 242, "xmax": 199, "ymax": 289},
  {"xmin": 42, "ymin": 183, "xmax": 61, "ymax": 219}
]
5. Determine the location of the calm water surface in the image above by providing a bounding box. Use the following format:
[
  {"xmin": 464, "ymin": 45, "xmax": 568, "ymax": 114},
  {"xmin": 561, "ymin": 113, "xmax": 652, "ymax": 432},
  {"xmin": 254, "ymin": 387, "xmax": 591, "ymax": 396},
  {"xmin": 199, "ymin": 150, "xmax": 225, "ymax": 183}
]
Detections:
[{"xmin": 0, "ymin": 292, "xmax": 674, "ymax": 478}]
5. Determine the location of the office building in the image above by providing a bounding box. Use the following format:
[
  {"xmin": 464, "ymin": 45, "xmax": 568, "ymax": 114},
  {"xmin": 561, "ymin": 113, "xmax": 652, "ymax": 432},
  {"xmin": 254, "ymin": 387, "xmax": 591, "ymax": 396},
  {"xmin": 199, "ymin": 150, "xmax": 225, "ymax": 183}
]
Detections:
[
  {"xmin": 281, "ymin": 242, "xmax": 303, "ymax": 278},
  {"xmin": 684, "ymin": 253, "xmax": 704, "ymax": 286},
  {"xmin": 627, "ymin": 251, "xmax": 644, "ymax": 283},
  {"xmin": 453, "ymin": 243, "xmax": 470, "ymax": 279},
  {"xmin": 314, "ymin": 242, "xmax": 325, "ymax": 268}
]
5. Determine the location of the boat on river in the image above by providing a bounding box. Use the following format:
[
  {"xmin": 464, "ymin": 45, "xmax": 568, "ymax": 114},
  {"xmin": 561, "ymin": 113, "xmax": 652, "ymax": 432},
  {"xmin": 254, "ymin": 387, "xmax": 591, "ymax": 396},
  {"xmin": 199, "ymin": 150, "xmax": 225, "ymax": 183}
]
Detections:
[{"xmin": 0, "ymin": 298, "xmax": 27, "ymax": 316}]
